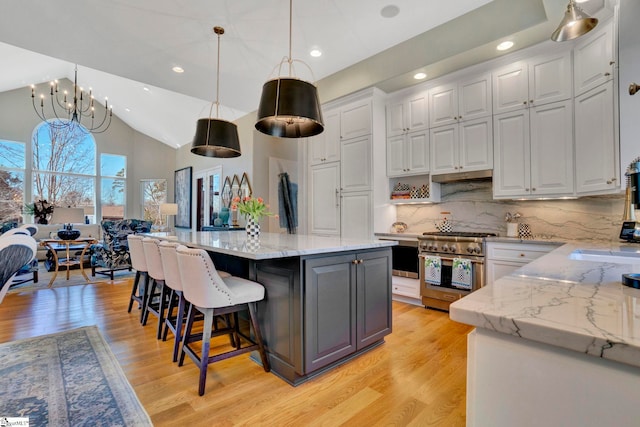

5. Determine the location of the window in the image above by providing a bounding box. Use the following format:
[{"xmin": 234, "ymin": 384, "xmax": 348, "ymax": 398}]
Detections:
[
  {"xmin": 101, "ymin": 154, "xmax": 126, "ymax": 220},
  {"xmin": 141, "ymin": 179, "xmax": 167, "ymax": 228},
  {"xmin": 32, "ymin": 121, "xmax": 96, "ymax": 221},
  {"xmin": 0, "ymin": 140, "xmax": 26, "ymax": 223}
]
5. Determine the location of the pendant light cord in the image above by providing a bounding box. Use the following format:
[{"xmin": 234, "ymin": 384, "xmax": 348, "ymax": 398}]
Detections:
[{"xmin": 288, "ymin": 0, "xmax": 293, "ymax": 76}]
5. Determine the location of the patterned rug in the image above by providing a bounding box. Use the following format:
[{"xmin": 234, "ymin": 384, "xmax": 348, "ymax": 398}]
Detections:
[
  {"xmin": 0, "ymin": 326, "xmax": 152, "ymax": 426},
  {"xmin": 8, "ymin": 266, "xmax": 134, "ymax": 294}
]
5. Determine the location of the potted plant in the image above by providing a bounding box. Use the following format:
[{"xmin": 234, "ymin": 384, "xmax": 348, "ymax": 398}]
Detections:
[
  {"xmin": 24, "ymin": 200, "xmax": 54, "ymax": 224},
  {"xmin": 231, "ymin": 196, "xmax": 272, "ymax": 237}
]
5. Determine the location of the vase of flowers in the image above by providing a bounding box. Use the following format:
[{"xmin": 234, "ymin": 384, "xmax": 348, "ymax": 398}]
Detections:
[
  {"xmin": 232, "ymin": 196, "xmax": 272, "ymax": 237},
  {"xmin": 24, "ymin": 200, "xmax": 54, "ymax": 224}
]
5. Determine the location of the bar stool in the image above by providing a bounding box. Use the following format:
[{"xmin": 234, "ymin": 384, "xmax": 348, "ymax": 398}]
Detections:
[
  {"xmin": 176, "ymin": 245, "xmax": 270, "ymax": 396},
  {"xmin": 126, "ymin": 234, "xmax": 149, "ymax": 321},
  {"xmin": 141, "ymin": 237, "xmax": 168, "ymax": 339},
  {"xmin": 159, "ymin": 241, "xmax": 234, "ymax": 362}
]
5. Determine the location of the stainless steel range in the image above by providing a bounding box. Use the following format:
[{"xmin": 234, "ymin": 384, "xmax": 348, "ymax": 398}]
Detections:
[{"xmin": 418, "ymin": 231, "xmax": 497, "ymax": 311}]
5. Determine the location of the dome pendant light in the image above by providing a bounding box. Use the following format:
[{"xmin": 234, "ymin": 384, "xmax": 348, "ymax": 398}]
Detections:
[
  {"xmin": 191, "ymin": 26, "xmax": 241, "ymax": 158},
  {"xmin": 255, "ymin": 0, "xmax": 324, "ymax": 138},
  {"xmin": 551, "ymin": 0, "xmax": 598, "ymax": 42}
]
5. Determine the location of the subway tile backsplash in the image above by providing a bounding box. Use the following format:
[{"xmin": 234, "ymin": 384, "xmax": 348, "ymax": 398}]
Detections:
[{"xmin": 395, "ymin": 181, "xmax": 624, "ymax": 242}]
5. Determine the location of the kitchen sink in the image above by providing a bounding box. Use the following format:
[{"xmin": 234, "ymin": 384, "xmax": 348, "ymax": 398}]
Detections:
[{"xmin": 570, "ymin": 248, "xmax": 640, "ymax": 264}]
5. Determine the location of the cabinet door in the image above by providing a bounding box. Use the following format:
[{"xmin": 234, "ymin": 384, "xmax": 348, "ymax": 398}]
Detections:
[
  {"xmin": 310, "ymin": 109, "xmax": 340, "ymax": 165},
  {"xmin": 341, "ymin": 135, "xmax": 371, "ymax": 192},
  {"xmin": 309, "ymin": 163, "xmax": 340, "ymax": 235},
  {"xmin": 486, "ymin": 260, "xmax": 525, "ymax": 284},
  {"xmin": 406, "ymin": 91, "xmax": 429, "ymax": 132},
  {"xmin": 574, "ymin": 20, "xmax": 615, "ymax": 96},
  {"xmin": 529, "ymin": 100, "xmax": 574, "ymax": 196},
  {"xmin": 459, "ymin": 72, "xmax": 492, "ymax": 121},
  {"xmin": 356, "ymin": 250, "xmax": 392, "ymax": 350},
  {"xmin": 429, "ymin": 82, "xmax": 458, "ymax": 127},
  {"xmin": 528, "ymin": 51, "xmax": 572, "ymax": 106},
  {"xmin": 430, "ymin": 124, "xmax": 458, "ymax": 175},
  {"xmin": 341, "ymin": 101, "xmax": 371, "ymax": 140},
  {"xmin": 492, "ymin": 61, "xmax": 529, "ymax": 115},
  {"xmin": 386, "ymin": 99, "xmax": 406, "ymax": 137},
  {"xmin": 406, "ymin": 130, "xmax": 430, "ymax": 175},
  {"xmin": 459, "ymin": 117, "xmax": 493, "ymax": 172},
  {"xmin": 386, "ymin": 134, "xmax": 406, "ymax": 177},
  {"xmin": 575, "ymin": 81, "xmax": 618, "ymax": 194},
  {"xmin": 304, "ymin": 255, "xmax": 357, "ymax": 372},
  {"xmin": 493, "ymin": 110, "xmax": 530, "ymax": 198},
  {"xmin": 341, "ymin": 191, "xmax": 372, "ymax": 241}
]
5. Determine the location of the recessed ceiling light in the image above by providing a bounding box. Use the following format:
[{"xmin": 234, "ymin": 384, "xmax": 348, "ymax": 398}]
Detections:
[
  {"xmin": 125, "ymin": 108, "xmax": 131, "ymax": 112},
  {"xmin": 143, "ymin": 86, "xmax": 150, "ymax": 92},
  {"xmin": 380, "ymin": 5, "xmax": 400, "ymax": 18},
  {"xmin": 496, "ymin": 41, "xmax": 514, "ymax": 51},
  {"xmin": 310, "ymin": 49, "xmax": 322, "ymax": 58},
  {"xmin": 172, "ymin": 66, "xmax": 184, "ymax": 73},
  {"xmin": 413, "ymin": 72, "xmax": 427, "ymax": 80}
]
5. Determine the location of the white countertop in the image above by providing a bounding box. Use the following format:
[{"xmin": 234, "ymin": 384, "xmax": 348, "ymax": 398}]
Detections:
[
  {"xmin": 450, "ymin": 242, "xmax": 640, "ymax": 368},
  {"xmin": 147, "ymin": 231, "xmax": 396, "ymax": 260}
]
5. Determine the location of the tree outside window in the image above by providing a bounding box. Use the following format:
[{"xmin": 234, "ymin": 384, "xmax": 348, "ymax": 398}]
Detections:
[
  {"xmin": 141, "ymin": 179, "xmax": 167, "ymax": 228},
  {"xmin": 0, "ymin": 140, "xmax": 25, "ymax": 223},
  {"xmin": 101, "ymin": 154, "xmax": 126, "ymax": 221}
]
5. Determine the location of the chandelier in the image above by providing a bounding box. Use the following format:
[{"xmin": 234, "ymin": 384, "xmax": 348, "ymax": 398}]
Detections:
[{"xmin": 30, "ymin": 65, "xmax": 113, "ymax": 134}]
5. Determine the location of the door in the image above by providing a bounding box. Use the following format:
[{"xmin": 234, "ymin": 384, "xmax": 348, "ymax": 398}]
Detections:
[
  {"xmin": 341, "ymin": 101, "xmax": 371, "ymax": 140},
  {"xmin": 386, "ymin": 134, "xmax": 406, "ymax": 177},
  {"xmin": 459, "ymin": 72, "xmax": 491, "ymax": 121},
  {"xmin": 356, "ymin": 250, "xmax": 392, "ymax": 349},
  {"xmin": 194, "ymin": 166, "xmax": 222, "ymax": 230},
  {"xmin": 492, "ymin": 61, "xmax": 529, "ymax": 114},
  {"xmin": 430, "ymin": 124, "xmax": 458, "ymax": 175},
  {"xmin": 305, "ymin": 254, "xmax": 357, "ymax": 372},
  {"xmin": 493, "ymin": 110, "xmax": 530, "ymax": 198},
  {"xmin": 341, "ymin": 191, "xmax": 372, "ymax": 240},
  {"xmin": 309, "ymin": 162, "xmax": 340, "ymax": 235},
  {"xmin": 575, "ymin": 81, "xmax": 618, "ymax": 194},
  {"xmin": 406, "ymin": 130, "xmax": 430, "ymax": 175},
  {"xmin": 341, "ymin": 135, "xmax": 371, "ymax": 192},
  {"xmin": 429, "ymin": 82, "xmax": 458, "ymax": 127},
  {"xmin": 529, "ymin": 100, "xmax": 574, "ymax": 196},
  {"xmin": 459, "ymin": 117, "xmax": 493, "ymax": 172},
  {"xmin": 528, "ymin": 50, "xmax": 572, "ymax": 106},
  {"xmin": 574, "ymin": 20, "xmax": 615, "ymax": 96}
]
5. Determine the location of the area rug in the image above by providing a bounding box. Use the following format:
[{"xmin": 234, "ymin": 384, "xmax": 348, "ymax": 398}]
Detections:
[
  {"xmin": 8, "ymin": 267, "xmax": 134, "ymax": 294},
  {"xmin": 0, "ymin": 326, "xmax": 152, "ymax": 426}
]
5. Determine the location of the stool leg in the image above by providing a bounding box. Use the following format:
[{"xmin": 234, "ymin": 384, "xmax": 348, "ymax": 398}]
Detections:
[
  {"xmin": 156, "ymin": 281, "xmax": 167, "ymax": 339},
  {"xmin": 139, "ymin": 272, "xmax": 150, "ymax": 323},
  {"xmin": 128, "ymin": 271, "xmax": 141, "ymax": 313},
  {"xmin": 162, "ymin": 289, "xmax": 177, "ymax": 341},
  {"xmin": 199, "ymin": 308, "xmax": 214, "ymax": 396},
  {"xmin": 171, "ymin": 291, "xmax": 186, "ymax": 363},
  {"xmin": 248, "ymin": 302, "xmax": 270, "ymax": 372},
  {"xmin": 179, "ymin": 303, "xmax": 195, "ymax": 367},
  {"xmin": 142, "ymin": 278, "xmax": 157, "ymax": 326}
]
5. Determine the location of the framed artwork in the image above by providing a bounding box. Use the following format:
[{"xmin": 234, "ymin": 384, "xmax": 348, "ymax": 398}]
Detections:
[{"xmin": 174, "ymin": 166, "xmax": 192, "ymax": 228}]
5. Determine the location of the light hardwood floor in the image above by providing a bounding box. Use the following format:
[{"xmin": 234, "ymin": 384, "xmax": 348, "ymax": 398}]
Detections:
[{"xmin": 0, "ymin": 279, "xmax": 472, "ymax": 426}]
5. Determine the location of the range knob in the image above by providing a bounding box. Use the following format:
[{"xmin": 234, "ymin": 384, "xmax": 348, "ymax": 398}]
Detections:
[
  {"xmin": 449, "ymin": 244, "xmax": 458, "ymax": 253},
  {"xmin": 474, "ymin": 246, "xmax": 482, "ymax": 254},
  {"xmin": 466, "ymin": 245, "xmax": 474, "ymax": 254},
  {"xmin": 429, "ymin": 244, "xmax": 437, "ymax": 251},
  {"xmin": 441, "ymin": 244, "xmax": 449, "ymax": 252}
]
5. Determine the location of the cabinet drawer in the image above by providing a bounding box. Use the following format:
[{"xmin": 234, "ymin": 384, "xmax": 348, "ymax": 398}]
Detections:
[
  {"xmin": 487, "ymin": 243, "xmax": 558, "ymax": 262},
  {"xmin": 391, "ymin": 276, "xmax": 420, "ymax": 298}
]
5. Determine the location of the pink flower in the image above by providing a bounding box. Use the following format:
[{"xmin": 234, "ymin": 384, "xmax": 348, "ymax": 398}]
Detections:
[{"xmin": 257, "ymin": 197, "xmax": 264, "ymax": 203}]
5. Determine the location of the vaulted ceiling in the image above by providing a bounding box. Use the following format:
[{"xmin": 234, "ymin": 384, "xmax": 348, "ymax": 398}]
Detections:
[{"xmin": 0, "ymin": 0, "xmax": 607, "ymax": 148}]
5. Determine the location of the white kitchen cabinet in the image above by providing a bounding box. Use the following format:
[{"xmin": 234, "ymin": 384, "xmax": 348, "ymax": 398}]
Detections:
[
  {"xmin": 341, "ymin": 135, "xmax": 372, "ymax": 192},
  {"xmin": 309, "ymin": 162, "xmax": 340, "ymax": 236},
  {"xmin": 575, "ymin": 80, "xmax": 619, "ymax": 195},
  {"xmin": 574, "ymin": 20, "xmax": 615, "ymax": 97},
  {"xmin": 429, "ymin": 72, "xmax": 491, "ymax": 128},
  {"xmin": 492, "ymin": 51, "xmax": 572, "ymax": 115},
  {"xmin": 340, "ymin": 191, "xmax": 372, "ymax": 241},
  {"xmin": 430, "ymin": 116, "xmax": 493, "ymax": 175},
  {"xmin": 340, "ymin": 101, "xmax": 371, "ymax": 140},
  {"xmin": 386, "ymin": 130, "xmax": 429, "ymax": 177},
  {"xmin": 386, "ymin": 91, "xmax": 428, "ymax": 137},
  {"xmin": 486, "ymin": 241, "xmax": 560, "ymax": 284},
  {"xmin": 309, "ymin": 109, "xmax": 340, "ymax": 166},
  {"xmin": 493, "ymin": 100, "xmax": 574, "ymax": 198}
]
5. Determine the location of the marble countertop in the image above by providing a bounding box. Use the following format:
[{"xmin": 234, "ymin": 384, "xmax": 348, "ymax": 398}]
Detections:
[
  {"xmin": 374, "ymin": 232, "xmax": 421, "ymax": 240},
  {"xmin": 146, "ymin": 231, "xmax": 396, "ymax": 260},
  {"xmin": 450, "ymin": 242, "xmax": 640, "ymax": 368}
]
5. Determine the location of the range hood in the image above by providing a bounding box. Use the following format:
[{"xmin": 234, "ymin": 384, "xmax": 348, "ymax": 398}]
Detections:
[{"xmin": 431, "ymin": 169, "xmax": 493, "ymax": 183}]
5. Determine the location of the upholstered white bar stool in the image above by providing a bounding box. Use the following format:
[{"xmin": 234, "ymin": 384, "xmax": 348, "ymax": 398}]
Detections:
[
  {"xmin": 176, "ymin": 245, "xmax": 270, "ymax": 396},
  {"xmin": 141, "ymin": 237, "xmax": 169, "ymax": 339},
  {"xmin": 126, "ymin": 234, "xmax": 149, "ymax": 322}
]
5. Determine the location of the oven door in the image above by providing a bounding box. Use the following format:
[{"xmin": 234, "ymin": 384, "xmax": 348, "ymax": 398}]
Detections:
[
  {"xmin": 380, "ymin": 238, "xmax": 419, "ymax": 279},
  {"xmin": 419, "ymin": 254, "xmax": 484, "ymax": 293}
]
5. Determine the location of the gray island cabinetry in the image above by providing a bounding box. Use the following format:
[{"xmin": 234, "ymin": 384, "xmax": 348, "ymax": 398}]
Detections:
[{"xmin": 152, "ymin": 231, "xmax": 394, "ymax": 385}]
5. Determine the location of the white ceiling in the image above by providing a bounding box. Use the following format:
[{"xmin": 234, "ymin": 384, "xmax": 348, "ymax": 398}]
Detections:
[{"xmin": 0, "ymin": 0, "xmax": 607, "ymax": 148}]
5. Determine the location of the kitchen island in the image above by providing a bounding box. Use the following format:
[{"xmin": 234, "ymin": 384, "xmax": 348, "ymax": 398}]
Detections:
[
  {"xmin": 148, "ymin": 230, "xmax": 395, "ymax": 385},
  {"xmin": 450, "ymin": 242, "xmax": 640, "ymax": 426}
]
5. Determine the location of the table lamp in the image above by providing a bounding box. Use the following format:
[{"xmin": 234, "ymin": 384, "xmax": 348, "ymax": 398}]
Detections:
[
  {"xmin": 50, "ymin": 207, "xmax": 85, "ymax": 240},
  {"xmin": 160, "ymin": 203, "xmax": 178, "ymax": 232}
]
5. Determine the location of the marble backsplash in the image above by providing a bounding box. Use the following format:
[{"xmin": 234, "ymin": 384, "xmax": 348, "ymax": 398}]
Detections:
[{"xmin": 395, "ymin": 181, "xmax": 626, "ymax": 242}]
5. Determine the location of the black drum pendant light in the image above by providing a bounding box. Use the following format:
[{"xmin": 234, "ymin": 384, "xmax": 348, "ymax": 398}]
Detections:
[
  {"xmin": 255, "ymin": 0, "xmax": 324, "ymax": 138},
  {"xmin": 551, "ymin": 0, "xmax": 598, "ymax": 42},
  {"xmin": 191, "ymin": 26, "xmax": 241, "ymax": 158}
]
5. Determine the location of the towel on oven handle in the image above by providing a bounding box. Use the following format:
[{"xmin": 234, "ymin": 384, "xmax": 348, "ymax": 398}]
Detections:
[
  {"xmin": 423, "ymin": 255, "xmax": 442, "ymax": 286},
  {"xmin": 452, "ymin": 258, "xmax": 472, "ymax": 290}
]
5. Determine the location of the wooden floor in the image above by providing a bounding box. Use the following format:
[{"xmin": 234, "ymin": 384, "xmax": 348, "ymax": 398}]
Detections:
[{"xmin": 0, "ymin": 278, "xmax": 472, "ymax": 426}]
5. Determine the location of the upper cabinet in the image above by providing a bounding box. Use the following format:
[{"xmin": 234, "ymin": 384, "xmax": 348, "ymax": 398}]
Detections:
[
  {"xmin": 386, "ymin": 90, "xmax": 428, "ymax": 137},
  {"xmin": 574, "ymin": 20, "xmax": 615, "ymax": 97},
  {"xmin": 429, "ymin": 72, "xmax": 491, "ymax": 127},
  {"xmin": 493, "ymin": 51, "xmax": 572, "ymax": 115},
  {"xmin": 309, "ymin": 109, "xmax": 340, "ymax": 166},
  {"xmin": 340, "ymin": 101, "xmax": 372, "ymax": 141}
]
